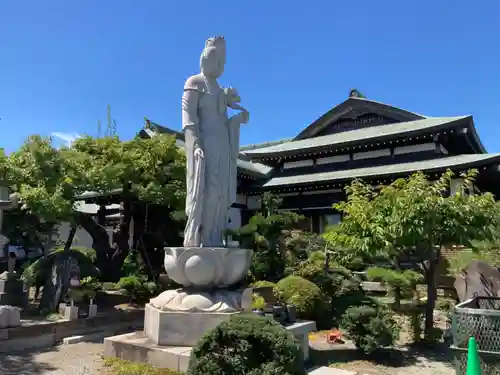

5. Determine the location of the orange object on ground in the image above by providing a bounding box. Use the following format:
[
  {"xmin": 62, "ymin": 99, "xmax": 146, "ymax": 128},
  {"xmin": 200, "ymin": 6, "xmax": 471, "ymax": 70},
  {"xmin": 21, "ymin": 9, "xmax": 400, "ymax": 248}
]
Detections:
[{"xmin": 326, "ymin": 329, "xmax": 343, "ymax": 344}]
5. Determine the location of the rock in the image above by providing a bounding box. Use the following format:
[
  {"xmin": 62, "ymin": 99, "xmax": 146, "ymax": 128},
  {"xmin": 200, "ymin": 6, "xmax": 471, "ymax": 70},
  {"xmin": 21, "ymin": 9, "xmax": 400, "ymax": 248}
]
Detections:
[{"xmin": 454, "ymin": 260, "xmax": 500, "ymax": 302}]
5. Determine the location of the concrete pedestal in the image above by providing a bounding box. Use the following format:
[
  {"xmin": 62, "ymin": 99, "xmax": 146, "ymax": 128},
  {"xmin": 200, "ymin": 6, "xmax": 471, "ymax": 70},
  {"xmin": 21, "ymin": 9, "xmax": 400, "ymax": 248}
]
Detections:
[
  {"xmin": 104, "ymin": 320, "xmax": 316, "ymax": 372},
  {"xmin": 88, "ymin": 304, "xmax": 98, "ymax": 318},
  {"xmin": 64, "ymin": 305, "xmax": 79, "ymax": 321},
  {"xmin": 0, "ymin": 275, "xmax": 27, "ymax": 308},
  {"xmin": 144, "ymin": 303, "xmax": 237, "ymax": 346}
]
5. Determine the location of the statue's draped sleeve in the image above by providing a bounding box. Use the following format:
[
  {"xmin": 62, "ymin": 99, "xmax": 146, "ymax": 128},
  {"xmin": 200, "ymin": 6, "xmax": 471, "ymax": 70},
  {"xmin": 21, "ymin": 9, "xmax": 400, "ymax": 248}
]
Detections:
[
  {"xmin": 182, "ymin": 75, "xmax": 206, "ymax": 247},
  {"xmin": 227, "ymin": 115, "xmax": 241, "ymax": 206}
]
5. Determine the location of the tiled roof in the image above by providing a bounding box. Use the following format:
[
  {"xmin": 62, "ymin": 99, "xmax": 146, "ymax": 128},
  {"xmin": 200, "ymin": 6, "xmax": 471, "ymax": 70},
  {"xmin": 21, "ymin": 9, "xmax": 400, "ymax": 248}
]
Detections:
[
  {"xmin": 240, "ymin": 138, "xmax": 292, "ymax": 151},
  {"xmin": 244, "ymin": 116, "xmax": 470, "ymax": 158},
  {"xmin": 141, "ymin": 121, "xmax": 271, "ymax": 178},
  {"xmin": 263, "ymin": 153, "xmax": 500, "ymax": 188}
]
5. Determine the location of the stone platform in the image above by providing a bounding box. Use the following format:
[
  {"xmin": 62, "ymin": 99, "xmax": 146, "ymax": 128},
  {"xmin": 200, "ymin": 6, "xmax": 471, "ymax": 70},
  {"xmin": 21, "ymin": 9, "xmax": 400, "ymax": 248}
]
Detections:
[
  {"xmin": 104, "ymin": 320, "xmax": 317, "ymax": 372},
  {"xmin": 144, "ymin": 303, "xmax": 238, "ymax": 346}
]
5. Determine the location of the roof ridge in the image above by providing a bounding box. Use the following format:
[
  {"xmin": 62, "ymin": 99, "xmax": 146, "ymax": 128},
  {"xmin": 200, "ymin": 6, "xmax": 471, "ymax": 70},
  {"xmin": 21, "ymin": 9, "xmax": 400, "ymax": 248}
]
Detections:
[{"xmin": 349, "ymin": 97, "xmax": 429, "ymax": 119}]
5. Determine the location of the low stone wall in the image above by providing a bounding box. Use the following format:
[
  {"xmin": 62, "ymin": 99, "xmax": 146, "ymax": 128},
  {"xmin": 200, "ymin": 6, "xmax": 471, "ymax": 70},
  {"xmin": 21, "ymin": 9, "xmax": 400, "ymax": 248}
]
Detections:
[{"xmin": 0, "ymin": 308, "xmax": 144, "ymax": 352}]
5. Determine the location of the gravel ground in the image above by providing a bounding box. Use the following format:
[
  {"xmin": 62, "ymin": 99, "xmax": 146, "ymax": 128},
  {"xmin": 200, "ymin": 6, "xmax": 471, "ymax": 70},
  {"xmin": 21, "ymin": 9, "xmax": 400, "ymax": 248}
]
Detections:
[
  {"xmin": 0, "ymin": 341, "xmax": 104, "ymax": 375},
  {"xmin": 328, "ymin": 351, "xmax": 455, "ymax": 375}
]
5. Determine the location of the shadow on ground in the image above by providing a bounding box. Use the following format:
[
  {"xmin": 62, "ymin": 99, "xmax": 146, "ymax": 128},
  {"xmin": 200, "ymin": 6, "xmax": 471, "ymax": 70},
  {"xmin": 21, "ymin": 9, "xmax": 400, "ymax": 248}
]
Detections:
[
  {"xmin": 311, "ymin": 342, "xmax": 454, "ymax": 370},
  {"xmin": 0, "ymin": 346, "xmax": 59, "ymax": 375}
]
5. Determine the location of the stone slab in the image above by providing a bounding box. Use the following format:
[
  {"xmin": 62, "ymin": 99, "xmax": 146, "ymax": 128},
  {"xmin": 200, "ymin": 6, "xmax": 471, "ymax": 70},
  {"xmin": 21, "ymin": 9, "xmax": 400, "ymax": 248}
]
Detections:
[
  {"xmin": 104, "ymin": 332, "xmax": 192, "ymax": 372},
  {"xmin": 104, "ymin": 319, "xmax": 317, "ymax": 370},
  {"xmin": 286, "ymin": 320, "xmax": 317, "ymax": 361},
  {"xmin": 144, "ymin": 303, "xmax": 237, "ymax": 346}
]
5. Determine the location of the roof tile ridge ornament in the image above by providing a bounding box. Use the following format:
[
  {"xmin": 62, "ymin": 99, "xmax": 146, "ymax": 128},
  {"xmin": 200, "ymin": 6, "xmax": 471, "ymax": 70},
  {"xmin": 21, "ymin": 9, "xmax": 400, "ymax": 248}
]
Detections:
[{"xmin": 349, "ymin": 88, "xmax": 366, "ymax": 99}]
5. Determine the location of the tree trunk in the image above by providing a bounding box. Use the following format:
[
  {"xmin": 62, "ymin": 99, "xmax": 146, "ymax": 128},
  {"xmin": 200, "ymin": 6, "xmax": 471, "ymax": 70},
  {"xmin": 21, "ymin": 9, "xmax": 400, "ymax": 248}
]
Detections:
[
  {"xmin": 74, "ymin": 212, "xmax": 122, "ymax": 282},
  {"xmin": 393, "ymin": 286, "xmax": 401, "ymax": 310},
  {"xmin": 132, "ymin": 203, "xmax": 155, "ymax": 280},
  {"xmin": 110, "ymin": 197, "xmax": 132, "ymax": 276},
  {"xmin": 424, "ymin": 254, "xmax": 438, "ymax": 338}
]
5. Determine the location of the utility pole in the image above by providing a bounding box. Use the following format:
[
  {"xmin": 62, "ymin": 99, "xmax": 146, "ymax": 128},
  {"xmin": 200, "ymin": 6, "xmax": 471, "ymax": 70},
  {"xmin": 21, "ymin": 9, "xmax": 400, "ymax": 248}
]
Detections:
[
  {"xmin": 106, "ymin": 104, "xmax": 117, "ymax": 136},
  {"xmin": 96, "ymin": 104, "xmax": 117, "ymax": 138}
]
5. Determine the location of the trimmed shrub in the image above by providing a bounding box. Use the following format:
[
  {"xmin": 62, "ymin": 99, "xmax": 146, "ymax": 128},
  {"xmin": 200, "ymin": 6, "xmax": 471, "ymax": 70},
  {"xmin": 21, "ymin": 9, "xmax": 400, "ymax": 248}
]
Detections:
[
  {"xmin": 117, "ymin": 275, "xmax": 157, "ymax": 303},
  {"xmin": 276, "ymin": 275, "xmax": 325, "ymax": 323},
  {"xmin": 294, "ymin": 253, "xmax": 369, "ymax": 325},
  {"xmin": 187, "ymin": 313, "xmax": 306, "ymax": 375},
  {"xmin": 251, "ymin": 280, "xmax": 277, "ymax": 288},
  {"xmin": 341, "ymin": 305, "xmax": 399, "ymax": 354},
  {"xmin": 252, "ymin": 294, "xmax": 266, "ymax": 310}
]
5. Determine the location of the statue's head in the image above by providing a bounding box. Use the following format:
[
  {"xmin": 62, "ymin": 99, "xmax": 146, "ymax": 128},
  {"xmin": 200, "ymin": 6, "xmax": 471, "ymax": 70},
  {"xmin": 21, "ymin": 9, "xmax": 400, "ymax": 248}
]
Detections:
[{"xmin": 200, "ymin": 36, "xmax": 226, "ymax": 79}]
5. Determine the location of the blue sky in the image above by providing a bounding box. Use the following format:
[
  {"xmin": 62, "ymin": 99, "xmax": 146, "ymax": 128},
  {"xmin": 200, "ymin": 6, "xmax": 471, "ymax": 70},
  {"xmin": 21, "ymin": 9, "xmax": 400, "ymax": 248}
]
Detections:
[{"xmin": 1, "ymin": 1, "xmax": 499, "ymax": 153}]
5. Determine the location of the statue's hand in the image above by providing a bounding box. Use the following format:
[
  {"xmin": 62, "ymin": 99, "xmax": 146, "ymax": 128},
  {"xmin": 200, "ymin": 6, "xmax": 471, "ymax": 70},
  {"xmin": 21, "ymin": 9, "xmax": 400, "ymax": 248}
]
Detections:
[
  {"xmin": 232, "ymin": 110, "xmax": 249, "ymax": 125},
  {"xmin": 225, "ymin": 86, "xmax": 241, "ymax": 104},
  {"xmin": 194, "ymin": 148, "xmax": 204, "ymax": 159}
]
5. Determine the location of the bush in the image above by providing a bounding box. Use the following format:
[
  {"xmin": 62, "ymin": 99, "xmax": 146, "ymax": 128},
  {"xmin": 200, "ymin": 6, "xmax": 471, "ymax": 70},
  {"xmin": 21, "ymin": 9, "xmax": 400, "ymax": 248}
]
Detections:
[
  {"xmin": 276, "ymin": 276, "xmax": 326, "ymax": 323},
  {"xmin": 251, "ymin": 280, "xmax": 277, "ymax": 288},
  {"xmin": 117, "ymin": 275, "xmax": 158, "ymax": 303},
  {"xmin": 366, "ymin": 267, "xmax": 423, "ymax": 305},
  {"xmin": 294, "ymin": 253, "xmax": 369, "ymax": 325},
  {"xmin": 341, "ymin": 305, "xmax": 399, "ymax": 354},
  {"xmin": 252, "ymin": 294, "xmax": 266, "ymax": 310},
  {"xmin": 187, "ymin": 313, "xmax": 306, "ymax": 375},
  {"xmin": 435, "ymin": 298, "xmax": 455, "ymax": 313}
]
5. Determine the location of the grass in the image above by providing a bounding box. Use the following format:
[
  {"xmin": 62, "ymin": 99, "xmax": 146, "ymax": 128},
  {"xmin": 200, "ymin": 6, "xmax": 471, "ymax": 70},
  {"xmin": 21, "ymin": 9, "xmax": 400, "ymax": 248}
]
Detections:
[{"xmin": 103, "ymin": 358, "xmax": 184, "ymax": 375}]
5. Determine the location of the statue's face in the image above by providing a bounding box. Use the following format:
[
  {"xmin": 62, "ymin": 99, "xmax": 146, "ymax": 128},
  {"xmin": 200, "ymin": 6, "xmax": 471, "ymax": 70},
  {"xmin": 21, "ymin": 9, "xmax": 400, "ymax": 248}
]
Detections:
[{"xmin": 201, "ymin": 47, "xmax": 225, "ymax": 79}]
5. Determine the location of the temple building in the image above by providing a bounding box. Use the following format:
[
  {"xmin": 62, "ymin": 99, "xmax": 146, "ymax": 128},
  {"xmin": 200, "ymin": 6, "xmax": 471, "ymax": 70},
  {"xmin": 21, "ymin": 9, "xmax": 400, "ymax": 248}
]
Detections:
[{"xmin": 139, "ymin": 89, "xmax": 500, "ymax": 234}]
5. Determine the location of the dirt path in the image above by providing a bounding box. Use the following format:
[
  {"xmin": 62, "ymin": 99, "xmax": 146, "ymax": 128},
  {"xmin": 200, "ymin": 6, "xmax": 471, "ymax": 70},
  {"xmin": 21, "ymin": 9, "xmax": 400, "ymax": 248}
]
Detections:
[{"xmin": 0, "ymin": 339, "xmax": 455, "ymax": 375}]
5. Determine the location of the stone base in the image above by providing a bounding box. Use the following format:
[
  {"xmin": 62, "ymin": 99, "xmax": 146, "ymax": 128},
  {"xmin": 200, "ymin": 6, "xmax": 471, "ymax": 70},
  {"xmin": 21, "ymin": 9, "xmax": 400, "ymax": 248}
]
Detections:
[
  {"xmin": 144, "ymin": 303, "xmax": 237, "ymax": 346},
  {"xmin": 104, "ymin": 331, "xmax": 192, "ymax": 372},
  {"xmin": 104, "ymin": 320, "xmax": 317, "ymax": 372},
  {"xmin": 0, "ymin": 277, "xmax": 27, "ymax": 308}
]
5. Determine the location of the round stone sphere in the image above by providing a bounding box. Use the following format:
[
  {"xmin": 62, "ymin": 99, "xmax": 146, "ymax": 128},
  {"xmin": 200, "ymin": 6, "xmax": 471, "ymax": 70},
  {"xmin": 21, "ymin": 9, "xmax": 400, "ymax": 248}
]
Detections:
[{"xmin": 184, "ymin": 254, "xmax": 216, "ymax": 286}]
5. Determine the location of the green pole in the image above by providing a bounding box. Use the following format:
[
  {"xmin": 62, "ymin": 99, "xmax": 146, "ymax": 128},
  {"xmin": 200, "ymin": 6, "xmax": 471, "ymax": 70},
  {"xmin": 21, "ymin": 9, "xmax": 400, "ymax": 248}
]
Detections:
[{"xmin": 466, "ymin": 336, "xmax": 482, "ymax": 375}]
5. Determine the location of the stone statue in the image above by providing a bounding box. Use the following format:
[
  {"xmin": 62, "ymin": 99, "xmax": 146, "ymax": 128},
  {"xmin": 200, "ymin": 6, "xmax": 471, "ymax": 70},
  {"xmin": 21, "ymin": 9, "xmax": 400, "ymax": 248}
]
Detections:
[
  {"xmin": 145, "ymin": 38, "xmax": 253, "ymax": 346},
  {"xmin": 182, "ymin": 36, "xmax": 249, "ymax": 248}
]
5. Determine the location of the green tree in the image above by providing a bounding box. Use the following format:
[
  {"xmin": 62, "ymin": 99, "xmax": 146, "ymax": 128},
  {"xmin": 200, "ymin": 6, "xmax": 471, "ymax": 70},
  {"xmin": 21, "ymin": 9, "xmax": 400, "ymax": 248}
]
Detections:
[
  {"xmin": 70, "ymin": 133, "xmax": 186, "ymax": 281},
  {"xmin": 326, "ymin": 170, "xmax": 500, "ymax": 338},
  {"xmin": 228, "ymin": 193, "xmax": 303, "ymax": 282},
  {"xmin": 6, "ymin": 135, "xmax": 87, "ymax": 252},
  {"xmin": 366, "ymin": 267, "xmax": 423, "ymax": 308},
  {"xmin": 5, "ymin": 133, "xmax": 185, "ymax": 282}
]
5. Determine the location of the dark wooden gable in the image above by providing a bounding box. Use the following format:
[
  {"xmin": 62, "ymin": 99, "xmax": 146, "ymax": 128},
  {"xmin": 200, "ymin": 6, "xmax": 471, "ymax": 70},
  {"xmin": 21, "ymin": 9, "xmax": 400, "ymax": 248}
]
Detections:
[
  {"xmin": 295, "ymin": 97, "xmax": 425, "ymax": 140},
  {"xmin": 314, "ymin": 111, "xmax": 399, "ymax": 137}
]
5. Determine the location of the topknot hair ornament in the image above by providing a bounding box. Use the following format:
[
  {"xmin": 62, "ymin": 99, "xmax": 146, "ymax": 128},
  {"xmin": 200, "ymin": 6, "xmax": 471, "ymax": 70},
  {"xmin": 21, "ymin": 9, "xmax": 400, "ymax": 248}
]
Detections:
[{"xmin": 205, "ymin": 36, "xmax": 226, "ymax": 49}]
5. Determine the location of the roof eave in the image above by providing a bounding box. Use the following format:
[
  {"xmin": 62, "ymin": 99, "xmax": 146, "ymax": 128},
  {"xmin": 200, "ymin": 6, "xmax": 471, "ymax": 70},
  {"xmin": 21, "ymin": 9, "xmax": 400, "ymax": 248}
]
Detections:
[
  {"xmin": 466, "ymin": 118, "xmax": 487, "ymax": 154},
  {"xmin": 246, "ymin": 116, "xmax": 471, "ymax": 161},
  {"xmin": 262, "ymin": 153, "xmax": 500, "ymax": 190}
]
